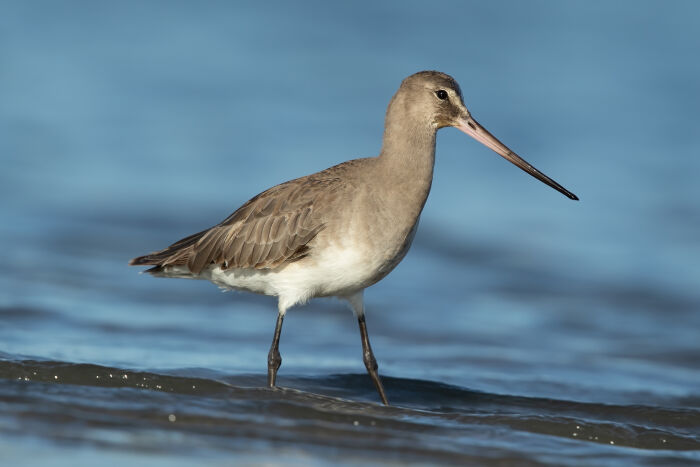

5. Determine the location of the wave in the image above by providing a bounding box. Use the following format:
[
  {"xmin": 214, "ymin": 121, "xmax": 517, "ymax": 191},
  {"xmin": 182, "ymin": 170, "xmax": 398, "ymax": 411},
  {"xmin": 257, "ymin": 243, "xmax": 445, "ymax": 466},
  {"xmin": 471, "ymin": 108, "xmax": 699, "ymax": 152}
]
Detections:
[{"xmin": 1, "ymin": 355, "xmax": 698, "ymax": 466}]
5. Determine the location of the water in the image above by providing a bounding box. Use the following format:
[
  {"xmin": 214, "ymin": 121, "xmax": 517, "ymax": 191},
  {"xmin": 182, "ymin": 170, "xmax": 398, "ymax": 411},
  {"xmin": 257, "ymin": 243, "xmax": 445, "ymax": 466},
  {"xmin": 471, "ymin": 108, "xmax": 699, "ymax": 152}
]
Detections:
[{"xmin": 1, "ymin": 1, "xmax": 699, "ymax": 465}]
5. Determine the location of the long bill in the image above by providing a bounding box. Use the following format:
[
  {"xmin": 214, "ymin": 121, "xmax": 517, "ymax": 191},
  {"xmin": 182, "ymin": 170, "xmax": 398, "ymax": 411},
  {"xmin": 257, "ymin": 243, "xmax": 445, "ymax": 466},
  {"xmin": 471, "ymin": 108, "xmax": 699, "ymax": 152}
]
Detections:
[{"xmin": 456, "ymin": 116, "xmax": 578, "ymax": 200}]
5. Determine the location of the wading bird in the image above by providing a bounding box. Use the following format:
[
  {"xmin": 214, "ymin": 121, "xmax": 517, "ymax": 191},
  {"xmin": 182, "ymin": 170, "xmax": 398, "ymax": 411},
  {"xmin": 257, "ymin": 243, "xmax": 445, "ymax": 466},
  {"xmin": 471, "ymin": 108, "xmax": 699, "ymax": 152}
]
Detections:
[{"xmin": 130, "ymin": 71, "xmax": 578, "ymax": 405}]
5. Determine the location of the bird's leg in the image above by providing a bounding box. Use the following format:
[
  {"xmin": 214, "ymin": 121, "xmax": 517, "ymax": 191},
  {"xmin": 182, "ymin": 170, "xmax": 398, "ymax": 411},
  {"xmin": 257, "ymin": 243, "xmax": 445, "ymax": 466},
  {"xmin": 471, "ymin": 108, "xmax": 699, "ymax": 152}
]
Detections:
[
  {"xmin": 267, "ymin": 311, "xmax": 285, "ymax": 387},
  {"xmin": 357, "ymin": 313, "xmax": 389, "ymax": 406}
]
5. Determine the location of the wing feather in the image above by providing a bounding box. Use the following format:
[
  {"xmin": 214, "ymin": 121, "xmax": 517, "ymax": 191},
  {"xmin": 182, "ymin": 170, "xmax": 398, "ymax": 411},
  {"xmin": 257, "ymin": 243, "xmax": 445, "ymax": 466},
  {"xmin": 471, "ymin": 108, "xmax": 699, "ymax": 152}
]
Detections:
[
  {"xmin": 129, "ymin": 158, "xmax": 370, "ymax": 274},
  {"xmin": 186, "ymin": 181, "xmax": 329, "ymax": 273}
]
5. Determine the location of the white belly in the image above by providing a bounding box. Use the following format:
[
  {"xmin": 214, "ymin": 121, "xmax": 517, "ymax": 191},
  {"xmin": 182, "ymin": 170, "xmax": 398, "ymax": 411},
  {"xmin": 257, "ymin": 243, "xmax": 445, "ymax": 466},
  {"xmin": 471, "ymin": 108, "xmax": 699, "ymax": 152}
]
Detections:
[{"xmin": 202, "ymin": 242, "xmax": 379, "ymax": 308}]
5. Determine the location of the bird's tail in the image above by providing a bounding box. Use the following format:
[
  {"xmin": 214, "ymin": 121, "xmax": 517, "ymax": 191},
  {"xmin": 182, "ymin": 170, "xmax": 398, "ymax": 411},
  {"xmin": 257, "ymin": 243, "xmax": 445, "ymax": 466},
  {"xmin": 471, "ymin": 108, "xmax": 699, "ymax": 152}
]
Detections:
[{"xmin": 128, "ymin": 229, "xmax": 209, "ymax": 274}]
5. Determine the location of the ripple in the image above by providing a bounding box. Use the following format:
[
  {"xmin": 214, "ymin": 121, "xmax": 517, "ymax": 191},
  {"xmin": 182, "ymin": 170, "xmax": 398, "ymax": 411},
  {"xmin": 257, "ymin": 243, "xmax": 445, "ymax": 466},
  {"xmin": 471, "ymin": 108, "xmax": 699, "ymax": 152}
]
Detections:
[{"xmin": 1, "ymin": 356, "xmax": 698, "ymax": 466}]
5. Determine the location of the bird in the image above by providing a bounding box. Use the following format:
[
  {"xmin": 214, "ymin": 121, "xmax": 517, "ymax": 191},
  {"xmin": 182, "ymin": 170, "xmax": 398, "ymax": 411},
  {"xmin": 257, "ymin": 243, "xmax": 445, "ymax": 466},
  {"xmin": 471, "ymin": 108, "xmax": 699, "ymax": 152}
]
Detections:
[{"xmin": 129, "ymin": 71, "xmax": 578, "ymax": 406}]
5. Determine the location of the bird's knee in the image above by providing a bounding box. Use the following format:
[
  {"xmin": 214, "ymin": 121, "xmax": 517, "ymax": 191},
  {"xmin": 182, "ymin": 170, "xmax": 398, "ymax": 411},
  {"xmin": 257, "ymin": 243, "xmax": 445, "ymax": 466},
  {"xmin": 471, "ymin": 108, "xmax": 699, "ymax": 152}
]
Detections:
[
  {"xmin": 268, "ymin": 349, "xmax": 282, "ymax": 370},
  {"xmin": 363, "ymin": 350, "xmax": 378, "ymax": 372}
]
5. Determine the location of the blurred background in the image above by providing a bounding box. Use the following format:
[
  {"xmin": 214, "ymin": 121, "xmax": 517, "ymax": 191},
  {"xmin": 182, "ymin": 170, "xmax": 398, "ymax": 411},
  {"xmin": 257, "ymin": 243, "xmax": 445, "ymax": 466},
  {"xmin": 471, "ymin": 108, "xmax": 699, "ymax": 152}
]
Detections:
[{"xmin": 1, "ymin": 1, "xmax": 699, "ymax": 465}]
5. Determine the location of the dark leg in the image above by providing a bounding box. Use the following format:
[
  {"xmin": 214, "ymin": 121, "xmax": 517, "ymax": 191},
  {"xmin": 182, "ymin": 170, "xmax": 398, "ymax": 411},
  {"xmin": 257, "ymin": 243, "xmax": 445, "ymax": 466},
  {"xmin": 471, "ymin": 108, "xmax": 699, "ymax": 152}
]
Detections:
[
  {"xmin": 357, "ymin": 313, "xmax": 389, "ymax": 405},
  {"xmin": 267, "ymin": 312, "xmax": 284, "ymax": 387}
]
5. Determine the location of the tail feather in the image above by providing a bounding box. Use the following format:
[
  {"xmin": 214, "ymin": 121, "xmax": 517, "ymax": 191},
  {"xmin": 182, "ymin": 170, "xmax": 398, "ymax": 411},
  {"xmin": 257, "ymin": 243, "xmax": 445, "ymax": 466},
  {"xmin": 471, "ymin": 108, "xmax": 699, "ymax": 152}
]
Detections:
[{"xmin": 128, "ymin": 228, "xmax": 209, "ymax": 271}]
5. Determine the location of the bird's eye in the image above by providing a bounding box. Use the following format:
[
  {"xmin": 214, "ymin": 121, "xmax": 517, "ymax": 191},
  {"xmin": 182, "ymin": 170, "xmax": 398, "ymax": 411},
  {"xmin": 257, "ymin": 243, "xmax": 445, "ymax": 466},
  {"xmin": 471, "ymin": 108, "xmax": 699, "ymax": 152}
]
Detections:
[{"xmin": 435, "ymin": 90, "xmax": 448, "ymax": 100}]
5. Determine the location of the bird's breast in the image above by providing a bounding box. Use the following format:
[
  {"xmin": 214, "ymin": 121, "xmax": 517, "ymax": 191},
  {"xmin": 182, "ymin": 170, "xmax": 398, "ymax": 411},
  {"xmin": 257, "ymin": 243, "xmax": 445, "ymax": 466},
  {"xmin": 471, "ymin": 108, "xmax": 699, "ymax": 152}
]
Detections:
[{"xmin": 306, "ymin": 206, "xmax": 421, "ymax": 296}]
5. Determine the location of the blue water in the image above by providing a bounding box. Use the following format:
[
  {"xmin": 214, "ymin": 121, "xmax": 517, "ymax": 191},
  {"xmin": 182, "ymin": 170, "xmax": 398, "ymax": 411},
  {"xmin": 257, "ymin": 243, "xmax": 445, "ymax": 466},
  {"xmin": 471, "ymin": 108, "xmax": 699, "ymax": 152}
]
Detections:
[{"xmin": 1, "ymin": 1, "xmax": 699, "ymax": 465}]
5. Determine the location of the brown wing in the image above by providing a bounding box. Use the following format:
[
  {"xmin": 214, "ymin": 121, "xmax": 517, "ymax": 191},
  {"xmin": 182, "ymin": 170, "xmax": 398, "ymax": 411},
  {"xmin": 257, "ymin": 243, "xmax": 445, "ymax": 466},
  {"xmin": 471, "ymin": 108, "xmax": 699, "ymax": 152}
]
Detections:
[
  {"xmin": 187, "ymin": 180, "xmax": 328, "ymax": 273},
  {"xmin": 130, "ymin": 175, "xmax": 338, "ymax": 274}
]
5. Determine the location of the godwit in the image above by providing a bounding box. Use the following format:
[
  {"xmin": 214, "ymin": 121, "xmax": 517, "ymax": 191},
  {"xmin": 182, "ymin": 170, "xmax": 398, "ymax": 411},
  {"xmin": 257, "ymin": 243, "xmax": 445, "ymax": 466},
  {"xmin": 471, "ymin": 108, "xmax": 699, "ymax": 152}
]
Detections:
[{"xmin": 130, "ymin": 71, "xmax": 578, "ymax": 405}]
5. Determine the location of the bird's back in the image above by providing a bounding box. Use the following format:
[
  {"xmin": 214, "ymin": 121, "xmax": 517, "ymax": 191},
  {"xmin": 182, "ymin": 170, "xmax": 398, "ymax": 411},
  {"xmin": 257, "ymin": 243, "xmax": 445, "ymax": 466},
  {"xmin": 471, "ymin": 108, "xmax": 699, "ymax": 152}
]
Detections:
[{"xmin": 129, "ymin": 157, "xmax": 378, "ymax": 278}]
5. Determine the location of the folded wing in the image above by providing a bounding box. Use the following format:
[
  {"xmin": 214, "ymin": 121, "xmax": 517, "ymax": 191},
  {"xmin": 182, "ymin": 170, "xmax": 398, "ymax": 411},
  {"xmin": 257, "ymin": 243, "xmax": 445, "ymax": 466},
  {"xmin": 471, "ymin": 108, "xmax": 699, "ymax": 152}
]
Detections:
[{"xmin": 129, "ymin": 176, "xmax": 335, "ymax": 274}]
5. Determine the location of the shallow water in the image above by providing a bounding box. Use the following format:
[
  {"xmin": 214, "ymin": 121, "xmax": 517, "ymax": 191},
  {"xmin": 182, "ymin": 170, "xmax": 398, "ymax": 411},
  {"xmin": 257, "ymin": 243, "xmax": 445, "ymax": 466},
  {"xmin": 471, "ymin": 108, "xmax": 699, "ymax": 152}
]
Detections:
[
  {"xmin": 2, "ymin": 1, "xmax": 700, "ymax": 465},
  {"xmin": 2, "ymin": 359, "xmax": 699, "ymax": 466}
]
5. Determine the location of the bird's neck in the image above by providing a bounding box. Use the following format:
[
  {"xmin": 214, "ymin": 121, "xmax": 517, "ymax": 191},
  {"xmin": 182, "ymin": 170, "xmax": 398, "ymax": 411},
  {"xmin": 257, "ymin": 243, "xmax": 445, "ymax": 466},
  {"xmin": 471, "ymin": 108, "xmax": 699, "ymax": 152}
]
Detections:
[{"xmin": 377, "ymin": 115, "xmax": 437, "ymax": 219}]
